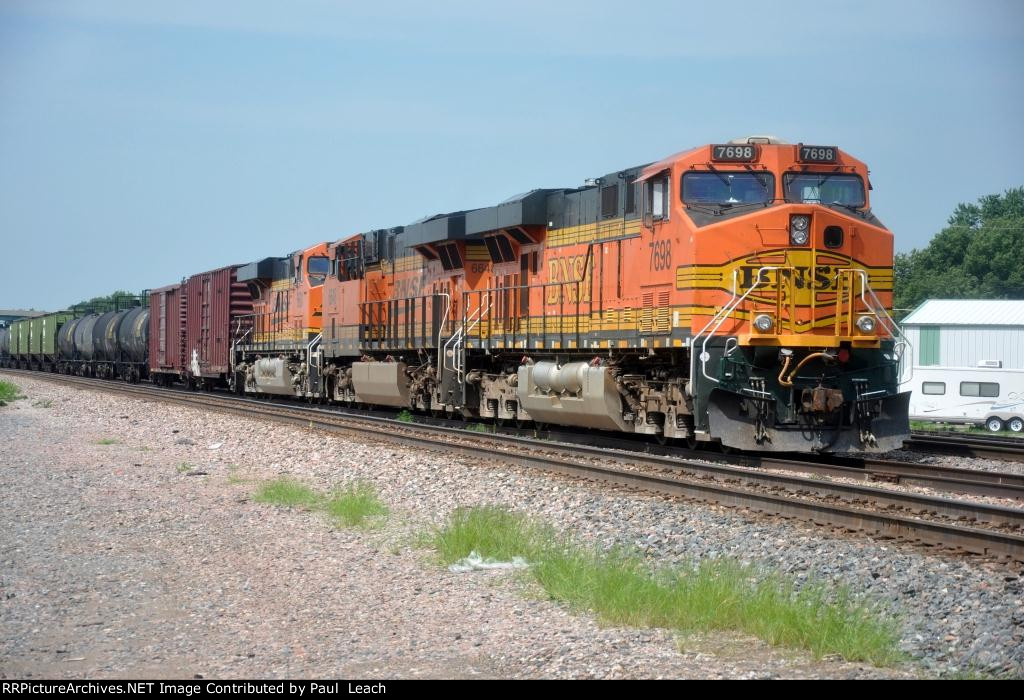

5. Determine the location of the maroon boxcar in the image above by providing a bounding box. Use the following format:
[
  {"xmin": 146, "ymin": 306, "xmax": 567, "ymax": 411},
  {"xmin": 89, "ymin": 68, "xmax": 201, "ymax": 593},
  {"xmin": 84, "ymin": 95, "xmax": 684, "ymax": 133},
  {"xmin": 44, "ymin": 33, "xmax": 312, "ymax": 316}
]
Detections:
[
  {"xmin": 183, "ymin": 265, "xmax": 253, "ymax": 387},
  {"xmin": 148, "ymin": 282, "xmax": 185, "ymax": 385}
]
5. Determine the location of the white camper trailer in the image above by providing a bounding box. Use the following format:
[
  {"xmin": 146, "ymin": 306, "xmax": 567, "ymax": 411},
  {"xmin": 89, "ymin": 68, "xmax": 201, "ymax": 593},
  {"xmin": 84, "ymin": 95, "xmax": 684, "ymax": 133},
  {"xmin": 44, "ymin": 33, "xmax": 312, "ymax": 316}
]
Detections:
[
  {"xmin": 900, "ymin": 300, "xmax": 1024, "ymax": 433},
  {"xmin": 904, "ymin": 366, "xmax": 1024, "ymax": 432}
]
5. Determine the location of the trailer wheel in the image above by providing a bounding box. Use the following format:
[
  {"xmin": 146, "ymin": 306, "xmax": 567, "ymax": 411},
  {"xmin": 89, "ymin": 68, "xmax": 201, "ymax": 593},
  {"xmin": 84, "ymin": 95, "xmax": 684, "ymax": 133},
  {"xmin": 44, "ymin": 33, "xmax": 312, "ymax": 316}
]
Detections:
[
  {"xmin": 985, "ymin": 416, "xmax": 1004, "ymax": 432},
  {"xmin": 1008, "ymin": 417, "xmax": 1023, "ymax": 433}
]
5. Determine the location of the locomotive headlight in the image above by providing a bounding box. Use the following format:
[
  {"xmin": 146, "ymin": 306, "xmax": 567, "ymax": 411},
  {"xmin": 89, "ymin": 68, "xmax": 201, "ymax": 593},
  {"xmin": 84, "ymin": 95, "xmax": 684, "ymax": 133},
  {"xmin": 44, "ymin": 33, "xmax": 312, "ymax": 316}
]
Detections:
[
  {"xmin": 790, "ymin": 215, "xmax": 810, "ymax": 245},
  {"xmin": 856, "ymin": 315, "xmax": 876, "ymax": 333},
  {"xmin": 753, "ymin": 314, "xmax": 774, "ymax": 333}
]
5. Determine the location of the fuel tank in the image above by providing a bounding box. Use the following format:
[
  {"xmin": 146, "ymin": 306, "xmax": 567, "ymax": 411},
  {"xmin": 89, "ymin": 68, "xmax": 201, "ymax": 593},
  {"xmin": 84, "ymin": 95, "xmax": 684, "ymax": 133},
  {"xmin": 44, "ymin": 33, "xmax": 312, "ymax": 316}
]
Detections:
[
  {"xmin": 350, "ymin": 361, "xmax": 410, "ymax": 407},
  {"xmin": 251, "ymin": 357, "xmax": 299, "ymax": 395},
  {"xmin": 516, "ymin": 361, "xmax": 631, "ymax": 432}
]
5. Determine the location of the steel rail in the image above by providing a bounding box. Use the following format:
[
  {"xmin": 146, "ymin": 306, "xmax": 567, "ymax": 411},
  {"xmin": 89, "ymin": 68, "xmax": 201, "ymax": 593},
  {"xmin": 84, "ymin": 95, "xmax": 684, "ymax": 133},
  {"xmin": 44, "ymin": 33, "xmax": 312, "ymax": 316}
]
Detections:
[
  {"xmin": 4, "ymin": 367, "xmax": 1022, "ymax": 497},
  {"xmin": 5, "ymin": 369, "xmax": 1024, "ymax": 562},
  {"xmin": 905, "ymin": 433, "xmax": 1024, "ymax": 463}
]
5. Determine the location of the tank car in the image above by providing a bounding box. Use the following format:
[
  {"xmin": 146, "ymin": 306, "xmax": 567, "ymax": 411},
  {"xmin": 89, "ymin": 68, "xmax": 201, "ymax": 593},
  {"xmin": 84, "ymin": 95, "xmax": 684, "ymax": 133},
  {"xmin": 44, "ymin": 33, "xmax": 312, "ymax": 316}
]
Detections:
[{"xmin": 56, "ymin": 302, "xmax": 149, "ymax": 380}]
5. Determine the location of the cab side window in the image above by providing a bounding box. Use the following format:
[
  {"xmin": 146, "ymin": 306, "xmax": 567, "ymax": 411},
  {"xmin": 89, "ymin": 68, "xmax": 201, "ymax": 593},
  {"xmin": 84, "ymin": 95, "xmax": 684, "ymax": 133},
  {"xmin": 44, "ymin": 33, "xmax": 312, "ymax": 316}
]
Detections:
[{"xmin": 645, "ymin": 173, "xmax": 670, "ymax": 223}]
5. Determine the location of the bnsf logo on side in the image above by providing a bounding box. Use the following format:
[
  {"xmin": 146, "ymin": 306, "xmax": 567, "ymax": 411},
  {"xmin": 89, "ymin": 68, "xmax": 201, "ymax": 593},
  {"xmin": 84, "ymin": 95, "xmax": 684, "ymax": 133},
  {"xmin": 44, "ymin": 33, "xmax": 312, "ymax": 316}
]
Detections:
[
  {"xmin": 739, "ymin": 265, "xmax": 844, "ymax": 292},
  {"xmin": 393, "ymin": 278, "xmax": 423, "ymax": 300},
  {"xmin": 547, "ymin": 255, "xmax": 592, "ymax": 304}
]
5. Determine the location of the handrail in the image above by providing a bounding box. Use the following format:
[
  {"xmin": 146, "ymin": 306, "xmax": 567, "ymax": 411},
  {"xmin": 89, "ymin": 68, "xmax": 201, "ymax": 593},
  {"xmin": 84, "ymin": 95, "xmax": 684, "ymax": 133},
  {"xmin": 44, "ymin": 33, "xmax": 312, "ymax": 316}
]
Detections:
[
  {"xmin": 690, "ymin": 266, "xmax": 782, "ymax": 389},
  {"xmin": 443, "ymin": 296, "xmax": 492, "ymax": 385},
  {"xmin": 434, "ymin": 291, "xmax": 451, "ymax": 371},
  {"xmin": 306, "ymin": 332, "xmax": 322, "ymax": 371},
  {"xmin": 837, "ymin": 268, "xmax": 913, "ymax": 384}
]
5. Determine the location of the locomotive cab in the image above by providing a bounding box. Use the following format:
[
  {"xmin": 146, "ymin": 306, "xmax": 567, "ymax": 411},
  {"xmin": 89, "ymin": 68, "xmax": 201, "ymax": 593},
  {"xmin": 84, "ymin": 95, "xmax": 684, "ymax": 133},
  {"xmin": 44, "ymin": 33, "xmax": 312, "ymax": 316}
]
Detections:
[{"xmin": 659, "ymin": 137, "xmax": 910, "ymax": 451}]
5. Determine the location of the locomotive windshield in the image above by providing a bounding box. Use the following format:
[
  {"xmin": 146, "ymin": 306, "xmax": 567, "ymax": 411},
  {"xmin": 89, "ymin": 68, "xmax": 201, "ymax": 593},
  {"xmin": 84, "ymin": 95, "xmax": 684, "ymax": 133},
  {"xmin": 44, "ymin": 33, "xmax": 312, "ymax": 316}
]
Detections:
[
  {"xmin": 783, "ymin": 173, "xmax": 865, "ymax": 208},
  {"xmin": 682, "ymin": 171, "xmax": 774, "ymax": 206}
]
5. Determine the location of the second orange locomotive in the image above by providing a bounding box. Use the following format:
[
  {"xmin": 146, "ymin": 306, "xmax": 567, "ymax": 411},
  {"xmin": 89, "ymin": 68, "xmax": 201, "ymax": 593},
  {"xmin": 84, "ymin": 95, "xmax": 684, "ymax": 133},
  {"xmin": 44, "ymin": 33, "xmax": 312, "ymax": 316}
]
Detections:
[{"xmin": 228, "ymin": 136, "xmax": 910, "ymax": 453}]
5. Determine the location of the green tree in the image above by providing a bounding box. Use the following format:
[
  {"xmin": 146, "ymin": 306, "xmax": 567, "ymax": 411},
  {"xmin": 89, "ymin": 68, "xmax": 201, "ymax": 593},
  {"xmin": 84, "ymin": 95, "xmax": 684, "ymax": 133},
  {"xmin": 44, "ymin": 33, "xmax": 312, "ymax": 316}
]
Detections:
[{"xmin": 894, "ymin": 188, "xmax": 1024, "ymax": 316}]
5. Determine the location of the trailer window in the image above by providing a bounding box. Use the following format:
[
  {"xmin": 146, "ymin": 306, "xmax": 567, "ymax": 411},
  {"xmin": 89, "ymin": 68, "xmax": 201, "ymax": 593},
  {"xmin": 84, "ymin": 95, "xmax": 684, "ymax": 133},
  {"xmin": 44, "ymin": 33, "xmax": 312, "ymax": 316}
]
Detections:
[
  {"xmin": 921, "ymin": 382, "xmax": 945, "ymax": 395},
  {"xmin": 960, "ymin": 382, "xmax": 999, "ymax": 397}
]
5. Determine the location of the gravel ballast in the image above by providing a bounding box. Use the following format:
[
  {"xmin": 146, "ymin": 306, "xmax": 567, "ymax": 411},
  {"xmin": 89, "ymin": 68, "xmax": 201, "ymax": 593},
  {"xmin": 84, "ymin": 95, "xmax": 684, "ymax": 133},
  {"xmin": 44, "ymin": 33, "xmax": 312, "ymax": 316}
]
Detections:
[{"xmin": 1, "ymin": 373, "xmax": 1021, "ymax": 679}]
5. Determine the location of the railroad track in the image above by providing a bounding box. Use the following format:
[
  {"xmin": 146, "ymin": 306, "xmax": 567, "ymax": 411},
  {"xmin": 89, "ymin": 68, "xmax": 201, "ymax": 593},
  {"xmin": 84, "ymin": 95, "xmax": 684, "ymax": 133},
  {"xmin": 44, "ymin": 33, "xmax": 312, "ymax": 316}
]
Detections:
[
  {"xmin": 480, "ymin": 424, "xmax": 1024, "ymax": 500},
  {"xmin": 4, "ymin": 368, "xmax": 1024, "ymax": 563},
  {"xmin": 906, "ymin": 431, "xmax": 1024, "ymax": 463}
]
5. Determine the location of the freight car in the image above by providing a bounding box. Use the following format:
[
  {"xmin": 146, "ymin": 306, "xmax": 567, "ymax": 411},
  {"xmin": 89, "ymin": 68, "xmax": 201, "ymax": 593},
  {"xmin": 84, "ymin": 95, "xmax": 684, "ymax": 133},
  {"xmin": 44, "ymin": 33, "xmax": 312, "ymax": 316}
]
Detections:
[
  {"xmin": 55, "ymin": 303, "xmax": 149, "ymax": 381},
  {"xmin": 0, "ymin": 301, "xmax": 150, "ymax": 381},
  {"xmin": 148, "ymin": 265, "xmax": 253, "ymax": 389},
  {"xmin": 5, "ymin": 311, "xmax": 73, "ymax": 371},
  {"xmin": 228, "ymin": 136, "xmax": 910, "ymax": 453}
]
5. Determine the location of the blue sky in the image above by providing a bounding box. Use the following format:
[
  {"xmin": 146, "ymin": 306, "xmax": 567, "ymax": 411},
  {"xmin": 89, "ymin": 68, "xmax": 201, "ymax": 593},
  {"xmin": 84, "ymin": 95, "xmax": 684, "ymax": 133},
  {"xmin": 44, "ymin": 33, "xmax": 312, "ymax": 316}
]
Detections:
[{"xmin": 1, "ymin": 0, "xmax": 1022, "ymax": 310}]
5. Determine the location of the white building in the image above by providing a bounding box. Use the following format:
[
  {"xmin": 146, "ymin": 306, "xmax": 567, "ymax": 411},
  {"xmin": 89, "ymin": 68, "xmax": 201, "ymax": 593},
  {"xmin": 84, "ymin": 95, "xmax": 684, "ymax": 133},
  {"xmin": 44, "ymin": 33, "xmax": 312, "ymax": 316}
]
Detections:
[{"xmin": 900, "ymin": 299, "xmax": 1024, "ymax": 431}]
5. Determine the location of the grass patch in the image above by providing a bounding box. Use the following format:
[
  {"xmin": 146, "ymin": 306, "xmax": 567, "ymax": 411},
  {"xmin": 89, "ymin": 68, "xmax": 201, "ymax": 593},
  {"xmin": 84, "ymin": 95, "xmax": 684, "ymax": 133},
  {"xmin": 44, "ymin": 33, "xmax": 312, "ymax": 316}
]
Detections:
[
  {"xmin": 396, "ymin": 410, "xmax": 414, "ymax": 423},
  {"xmin": 469, "ymin": 422, "xmax": 491, "ymax": 433},
  {"xmin": 910, "ymin": 419, "xmax": 1024, "ymax": 439},
  {"xmin": 31, "ymin": 398, "xmax": 54, "ymax": 408},
  {"xmin": 323, "ymin": 481, "xmax": 389, "ymax": 527},
  {"xmin": 945, "ymin": 667, "xmax": 999, "ymax": 680},
  {"xmin": 430, "ymin": 506, "xmax": 903, "ymax": 666},
  {"xmin": 432, "ymin": 505, "xmax": 556, "ymax": 565},
  {"xmin": 253, "ymin": 478, "xmax": 320, "ymax": 509},
  {"xmin": 253, "ymin": 477, "xmax": 391, "ymax": 529},
  {"xmin": 0, "ymin": 380, "xmax": 25, "ymax": 406},
  {"xmin": 96, "ymin": 437, "xmax": 119, "ymax": 445},
  {"xmin": 177, "ymin": 462, "xmax": 194, "ymax": 473}
]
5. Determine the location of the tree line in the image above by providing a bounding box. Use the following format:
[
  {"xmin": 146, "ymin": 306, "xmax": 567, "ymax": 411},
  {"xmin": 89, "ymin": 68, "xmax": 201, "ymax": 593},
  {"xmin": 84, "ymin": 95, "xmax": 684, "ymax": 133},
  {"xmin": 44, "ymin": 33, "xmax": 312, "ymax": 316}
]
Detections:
[{"xmin": 894, "ymin": 187, "xmax": 1024, "ymax": 316}]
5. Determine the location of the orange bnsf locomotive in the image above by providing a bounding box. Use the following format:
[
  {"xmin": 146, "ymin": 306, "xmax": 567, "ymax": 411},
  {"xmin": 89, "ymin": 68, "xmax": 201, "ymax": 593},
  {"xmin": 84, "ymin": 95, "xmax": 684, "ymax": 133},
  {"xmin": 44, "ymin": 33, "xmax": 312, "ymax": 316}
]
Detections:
[{"xmin": 228, "ymin": 136, "xmax": 909, "ymax": 453}]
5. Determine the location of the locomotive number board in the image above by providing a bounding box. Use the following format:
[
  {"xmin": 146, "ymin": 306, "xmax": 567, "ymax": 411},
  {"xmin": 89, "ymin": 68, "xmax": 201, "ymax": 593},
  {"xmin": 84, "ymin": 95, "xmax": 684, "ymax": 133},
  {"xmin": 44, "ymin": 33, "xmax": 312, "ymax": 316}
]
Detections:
[
  {"xmin": 710, "ymin": 144, "xmax": 758, "ymax": 162},
  {"xmin": 797, "ymin": 145, "xmax": 839, "ymax": 163}
]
